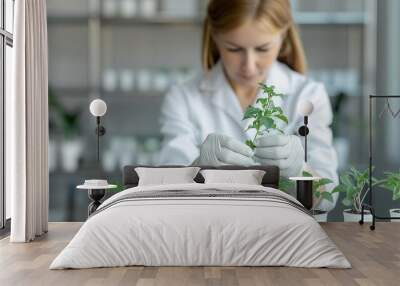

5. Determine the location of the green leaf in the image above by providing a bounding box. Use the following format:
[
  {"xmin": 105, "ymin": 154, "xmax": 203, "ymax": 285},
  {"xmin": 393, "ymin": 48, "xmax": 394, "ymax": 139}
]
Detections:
[
  {"xmin": 316, "ymin": 178, "xmax": 333, "ymax": 186},
  {"xmin": 243, "ymin": 106, "xmax": 261, "ymax": 119},
  {"xmin": 245, "ymin": 140, "xmax": 256, "ymax": 150},
  {"xmin": 260, "ymin": 117, "xmax": 274, "ymax": 130},
  {"xmin": 302, "ymin": 171, "xmax": 313, "ymax": 177},
  {"xmin": 279, "ymin": 177, "xmax": 295, "ymax": 193},
  {"xmin": 274, "ymin": 114, "xmax": 288, "ymax": 124},
  {"xmin": 321, "ymin": 191, "xmax": 334, "ymax": 203}
]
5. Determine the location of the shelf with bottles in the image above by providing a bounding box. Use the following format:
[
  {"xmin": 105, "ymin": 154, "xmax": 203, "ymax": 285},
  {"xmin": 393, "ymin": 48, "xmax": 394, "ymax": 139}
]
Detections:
[
  {"xmin": 50, "ymin": 86, "xmax": 167, "ymax": 100},
  {"xmin": 294, "ymin": 12, "xmax": 368, "ymax": 25},
  {"xmin": 47, "ymin": 0, "xmax": 371, "ymax": 26},
  {"xmin": 50, "ymin": 66, "xmax": 362, "ymax": 99},
  {"xmin": 49, "ymin": 135, "xmax": 163, "ymax": 175},
  {"xmin": 308, "ymin": 68, "xmax": 362, "ymax": 97},
  {"xmin": 48, "ymin": 12, "xmax": 369, "ymax": 27}
]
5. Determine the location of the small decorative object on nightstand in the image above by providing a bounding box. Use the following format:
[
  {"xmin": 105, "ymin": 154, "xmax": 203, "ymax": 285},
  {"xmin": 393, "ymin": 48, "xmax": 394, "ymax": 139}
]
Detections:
[{"xmin": 77, "ymin": 179, "xmax": 117, "ymax": 216}]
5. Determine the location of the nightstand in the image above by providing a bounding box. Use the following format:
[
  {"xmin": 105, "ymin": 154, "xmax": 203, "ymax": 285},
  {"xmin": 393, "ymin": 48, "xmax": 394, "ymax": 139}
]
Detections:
[
  {"xmin": 77, "ymin": 180, "xmax": 117, "ymax": 216},
  {"xmin": 289, "ymin": 176, "xmax": 320, "ymax": 210}
]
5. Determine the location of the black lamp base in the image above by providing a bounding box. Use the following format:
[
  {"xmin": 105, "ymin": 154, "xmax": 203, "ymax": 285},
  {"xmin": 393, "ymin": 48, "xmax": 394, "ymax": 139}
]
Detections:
[
  {"xmin": 88, "ymin": 189, "xmax": 106, "ymax": 216},
  {"xmin": 296, "ymin": 180, "xmax": 313, "ymax": 210}
]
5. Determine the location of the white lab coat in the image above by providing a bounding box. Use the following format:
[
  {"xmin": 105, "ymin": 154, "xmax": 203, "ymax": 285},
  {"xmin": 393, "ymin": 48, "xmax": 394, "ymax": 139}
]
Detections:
[{"xmin": 158, "ymin": 61, "xmax": 339, "ymax": 211}]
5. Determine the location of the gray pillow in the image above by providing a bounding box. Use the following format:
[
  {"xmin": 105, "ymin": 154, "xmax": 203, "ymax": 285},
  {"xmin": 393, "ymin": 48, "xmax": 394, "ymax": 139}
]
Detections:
[
  {"xmin": 135, "ymin": 167, "xmax": 201, "ymax": 186},
  {"xmin": 200, "ymin": 169, "xmax": 266, "ymax": 185}
]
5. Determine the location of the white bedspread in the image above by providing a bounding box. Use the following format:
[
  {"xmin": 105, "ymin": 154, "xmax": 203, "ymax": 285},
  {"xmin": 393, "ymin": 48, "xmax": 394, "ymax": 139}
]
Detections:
[{"xmin": 50, "ymin": 183, "xmax": 351, "ymax": 269}]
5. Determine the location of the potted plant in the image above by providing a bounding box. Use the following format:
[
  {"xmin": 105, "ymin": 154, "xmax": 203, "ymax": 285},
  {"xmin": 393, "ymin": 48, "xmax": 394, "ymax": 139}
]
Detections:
[
  {"xmin": 332, "ymin": 167, "xmax": 382, "ymax": 222},
  {"xmin": 243, "ymin": 83, "xmax": 288, "ymax": 150},
  {"xmin": 279, "ymin": 172, "xmax": 335, "ymax": 222},
  {"xmin": 331, "ymin": 92, "xmax": 350, "ymax": 171},
  {"xmin": 49, "ymin": 88, "xmax": 83, "ymax": 172},
  {"xmin": 381, "ymin": 170, "xmax": 400, "ymax": 221}
]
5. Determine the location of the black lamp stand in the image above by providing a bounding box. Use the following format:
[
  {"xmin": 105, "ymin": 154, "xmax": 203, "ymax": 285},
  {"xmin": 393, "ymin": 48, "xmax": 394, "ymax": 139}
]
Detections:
[
  {"xmin": 296, "ymin": 116, "xmax": 313, "ymax": 210},
  {"xmin": 88, "ymin": 116, "xmax": 107, "ymax": 216}
]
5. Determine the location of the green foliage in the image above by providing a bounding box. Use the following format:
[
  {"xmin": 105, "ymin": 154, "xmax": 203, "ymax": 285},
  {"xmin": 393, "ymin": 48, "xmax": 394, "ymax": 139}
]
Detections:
[
  {"xmin": 242, "ymin": 83, "xmax": 288, "ymax": 149},
  {"xmin": 381, "ymin": 170, "xmax": 400, "ymax": 201},
  {"xmin": 302, "ymin": 171, "xmax": 334, "ymax": 203},
  {"xmin": 278, "ymin": 172, "xmax": 334, "ymax": 206},
  {"xmin": 332, "ymin": 166, "xmax": 383, "ymax": 213},
  {"xmin": 110, "ymin": 181, "xmax": 124, "ymax": 192},
  {"xmin": 49, "ymin": 87, "xmax": 81, "ymax": 139},
  {"xmin": 279, "ymin": 176, "xmax": 295, "ymax": 193}
]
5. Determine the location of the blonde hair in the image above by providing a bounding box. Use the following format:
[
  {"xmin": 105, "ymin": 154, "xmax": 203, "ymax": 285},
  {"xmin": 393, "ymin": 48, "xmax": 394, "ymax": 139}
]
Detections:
[{"xmin": 202, "ymin": 0, "xmax": 307, "ymax": 74}]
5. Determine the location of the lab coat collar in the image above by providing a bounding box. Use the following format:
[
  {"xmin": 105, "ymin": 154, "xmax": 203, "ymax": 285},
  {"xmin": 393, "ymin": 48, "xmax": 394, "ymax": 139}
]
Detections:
[
  {"xmin": 264, "ymin": 61, "xmax": 291, "ymax": 96},
  {"xmin": 199, "ymin": 60, "xmax": 291, "ymax": 98}
]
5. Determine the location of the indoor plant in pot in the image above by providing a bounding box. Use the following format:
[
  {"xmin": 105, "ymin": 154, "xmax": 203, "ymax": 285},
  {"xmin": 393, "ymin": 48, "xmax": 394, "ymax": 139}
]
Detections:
[
  {"xmin": 49, "ymin": 88, "xmax": 83, "ymax": 172},
  {"xmin": 332, "ymin": 167, "xmax": 382, "ymax": 222},
  {"xmin": 381, "ymin": 170, "xmax": 400, "ymax": 221}
]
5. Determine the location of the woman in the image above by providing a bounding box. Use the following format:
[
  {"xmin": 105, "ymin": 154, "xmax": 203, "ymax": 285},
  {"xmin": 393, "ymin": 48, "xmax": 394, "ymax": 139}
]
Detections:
[{"xmin": 158, "ymin": 0, "xmax": 338, "ymax": 212}]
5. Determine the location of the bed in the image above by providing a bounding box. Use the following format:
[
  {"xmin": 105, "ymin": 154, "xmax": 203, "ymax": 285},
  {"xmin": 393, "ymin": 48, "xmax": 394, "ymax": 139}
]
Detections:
[{"xmin": 50, "ymin": 165, "xmax": 350, "ymax": 269}]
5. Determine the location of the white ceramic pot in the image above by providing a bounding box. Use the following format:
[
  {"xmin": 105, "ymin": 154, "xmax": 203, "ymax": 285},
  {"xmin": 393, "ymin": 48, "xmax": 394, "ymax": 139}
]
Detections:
[
  {"xmin": 390, "ymin": 209, "xmax": 400, "ymax": 222},
  {"xmin": 312, "ymin": 210, "xmax": 328, "ymax": 222},
  {"xmin": 61, "ymin": 138, "xmax": 83, "ymax": 172},
  {"xmin": 343, "ymin": 209, "xmax": 372, "ymax": 222}
]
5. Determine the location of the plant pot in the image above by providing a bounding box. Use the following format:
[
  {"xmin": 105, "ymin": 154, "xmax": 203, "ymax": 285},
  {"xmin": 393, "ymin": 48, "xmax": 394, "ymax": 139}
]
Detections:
[
  {"xmin": 390, "ymin": 209, "xmax": 400, "ymax": 222},
  {"xmin": 61, "ymin": 138, "xmax": 83, "ymax": 172},
  {"xmin": 312, "ymin": 210, "xmax": 328, "ymax": 222},
  {"xmin": 343, "ymin": 209, "xmax": 372, "ymax": 222}
]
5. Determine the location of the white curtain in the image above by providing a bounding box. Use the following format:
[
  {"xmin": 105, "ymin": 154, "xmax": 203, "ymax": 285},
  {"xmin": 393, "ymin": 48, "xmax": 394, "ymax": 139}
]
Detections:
[{"xmin": 7, "ymin": 0, "xmax": 49, "ymax": 242}]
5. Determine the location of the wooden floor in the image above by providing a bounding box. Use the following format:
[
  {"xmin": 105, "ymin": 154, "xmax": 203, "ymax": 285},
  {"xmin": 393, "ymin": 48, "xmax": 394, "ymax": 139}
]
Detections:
[{"xmin": 0, "ymin": 222, "xmax": 399, "ymax": 286}]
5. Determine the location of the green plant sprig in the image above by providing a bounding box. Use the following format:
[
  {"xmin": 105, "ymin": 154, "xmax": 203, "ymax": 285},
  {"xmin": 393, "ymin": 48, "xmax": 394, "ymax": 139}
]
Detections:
[
  {"xmin": 381, "ymin": 170, "xmax": 400, "ymax": 201},
  {"xmin": 243, "ymin": 83, "xmax": 288, "ymax": 150}
]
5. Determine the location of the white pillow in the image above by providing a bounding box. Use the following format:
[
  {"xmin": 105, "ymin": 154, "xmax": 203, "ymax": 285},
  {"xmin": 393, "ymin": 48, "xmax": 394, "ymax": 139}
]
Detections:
[
  {"xmin": 200, "ymin": 169, "xmax": 266, "ymax": 185},
  {"xmin": 135, "ymin": 167, "xmax": 201, "ymax": 186}
]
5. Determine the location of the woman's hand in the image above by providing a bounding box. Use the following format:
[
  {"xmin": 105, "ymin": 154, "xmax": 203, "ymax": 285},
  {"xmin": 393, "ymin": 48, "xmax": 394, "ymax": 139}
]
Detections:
[
  {"xmin": 253, "ymin": 134, "xmax": 305, "ymax": 177},
  {"xmin": 195, "ymin": 133, "xmax": 255, "ymax": 166}
]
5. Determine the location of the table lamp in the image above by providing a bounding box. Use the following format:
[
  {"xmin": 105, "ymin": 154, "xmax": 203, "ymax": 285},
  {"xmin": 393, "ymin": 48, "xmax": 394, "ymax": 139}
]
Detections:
[
  {"xmin": 289, "ymin": 100, "xmax": 316, "ymax": 210},
  {"xmin": 89, "ymin": 99, "xmax": 107, "ymax": 164}
]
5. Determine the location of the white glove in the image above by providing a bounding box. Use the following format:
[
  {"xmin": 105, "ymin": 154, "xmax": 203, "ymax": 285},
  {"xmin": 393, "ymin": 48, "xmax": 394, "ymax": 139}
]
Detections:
[
  {"xmin": 253, "ymin": 134, "xmax": 305, "ymax": 177},
  {"xmin": 196, "ymin": 133, "xmax": 255, "ymax": 166}
]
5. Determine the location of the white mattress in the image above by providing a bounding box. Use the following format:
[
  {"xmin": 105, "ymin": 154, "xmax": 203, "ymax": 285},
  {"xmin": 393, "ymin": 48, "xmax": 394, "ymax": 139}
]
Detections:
[{"xmin": 50, "ymin": 183, "xmax": 351, "ymax": 269}]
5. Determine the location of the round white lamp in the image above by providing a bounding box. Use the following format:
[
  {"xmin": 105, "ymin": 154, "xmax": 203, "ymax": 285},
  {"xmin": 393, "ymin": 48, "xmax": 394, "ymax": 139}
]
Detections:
[
  {"xmin": 89, "ymin": 99, "xmax": 107, "ymax": 163},
  {"xmin": 90, "ymin": 99, "xmax": 107, "ymax": 117}
]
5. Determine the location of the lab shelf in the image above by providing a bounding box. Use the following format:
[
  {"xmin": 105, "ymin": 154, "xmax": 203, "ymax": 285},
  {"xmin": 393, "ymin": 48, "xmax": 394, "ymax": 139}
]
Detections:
[
  {"xmin": 48, "ymin": 12, "xmax": 369, "ymax": 26},
  {"xmin": 294, "ymin": 12, "xmax": 368, "ymax": 25},
  {"xmin": 51, "ymin": 86, "xmax": 166, "ymax": 100}
]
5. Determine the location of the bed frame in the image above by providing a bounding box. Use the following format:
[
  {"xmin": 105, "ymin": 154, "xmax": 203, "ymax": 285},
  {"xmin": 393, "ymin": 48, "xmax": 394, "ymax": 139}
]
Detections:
[{"xmin": 123, "ymin": 165, "xmax": 280, "ymax": 189}]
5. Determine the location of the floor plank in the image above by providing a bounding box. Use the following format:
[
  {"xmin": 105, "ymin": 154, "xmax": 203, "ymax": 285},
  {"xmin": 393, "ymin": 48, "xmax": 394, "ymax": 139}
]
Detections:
[{"xmin": 0, "ymin": 222, "xmax": 399, "ymax": 286}]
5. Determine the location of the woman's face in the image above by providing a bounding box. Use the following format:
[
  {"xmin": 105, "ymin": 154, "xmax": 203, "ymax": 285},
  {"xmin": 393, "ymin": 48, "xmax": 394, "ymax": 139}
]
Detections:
[{"xmin": 214, "ymin": 19, "xmax": 283, "ymax": 90}]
